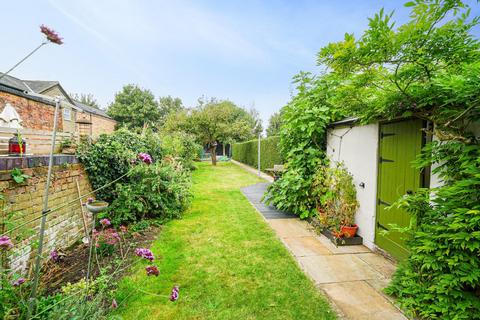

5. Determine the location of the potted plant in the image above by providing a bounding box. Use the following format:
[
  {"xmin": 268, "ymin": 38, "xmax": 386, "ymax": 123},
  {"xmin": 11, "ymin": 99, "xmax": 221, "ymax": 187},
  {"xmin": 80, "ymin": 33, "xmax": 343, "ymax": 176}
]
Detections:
[
  {"xmin": 60, "ymin": 137, "xmax": 77, "ymax": 154},
  {"xmin": 313, "ymin": 162, "xmax": 360, "ymax": 242}
]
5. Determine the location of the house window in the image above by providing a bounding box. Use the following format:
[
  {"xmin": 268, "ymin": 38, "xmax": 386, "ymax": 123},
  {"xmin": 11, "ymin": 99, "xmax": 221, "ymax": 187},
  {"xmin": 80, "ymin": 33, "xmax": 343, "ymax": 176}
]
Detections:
[{"xmin": 63, "ymin": 107, "xmax": 71, "ymax": 121}]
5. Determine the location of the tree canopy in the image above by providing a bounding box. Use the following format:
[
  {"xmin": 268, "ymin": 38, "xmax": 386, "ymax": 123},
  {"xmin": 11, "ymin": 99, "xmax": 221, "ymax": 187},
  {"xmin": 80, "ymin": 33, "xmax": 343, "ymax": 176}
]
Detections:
[
  {"xmin": 158, "ymin": 96, "xmax": 184, "ymax": 126},
  {"xmin": 107, "ymin": 84, "xmax": 160, "ymax": 129},
  {"xmin": 70, "ymin": 92, "xmax": 101, "ymax": 109},
  {"xmin": 266, "ymin": 111, "xmax": 282, "ymax": 137}
]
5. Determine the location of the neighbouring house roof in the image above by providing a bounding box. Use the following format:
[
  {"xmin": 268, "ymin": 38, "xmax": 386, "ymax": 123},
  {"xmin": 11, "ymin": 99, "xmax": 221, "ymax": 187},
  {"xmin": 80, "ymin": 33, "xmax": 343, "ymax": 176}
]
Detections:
[
  {"xmin": 73, "ymin": 100, "xmax": 112, "ymax": 119},
  {"xmin": 0, "ymin": 73, "xmax": 30, "ymax": 92},
  {"xmin": 22, "ymin": 80, "xmax": 59, "ymax": 94}
]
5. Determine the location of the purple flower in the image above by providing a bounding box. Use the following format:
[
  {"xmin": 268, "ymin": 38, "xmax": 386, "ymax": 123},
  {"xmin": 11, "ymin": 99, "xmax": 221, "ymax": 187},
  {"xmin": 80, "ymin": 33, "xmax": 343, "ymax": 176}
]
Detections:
[
  {"xmin": 138, "ymin": 153, "xmax": 153, "ymax": 165},
  {"xmin": 111, "ymin": 299, "xmax": 118, "ymax": 309},
  {"xmin": 135, "ymin": 248, "xmax": 155, "ymax": 261},
  {"xmin": 100, "ymin": 218, "xmax": 111, "ymax": 227},
  {"xmin": 0, "ymin": 235, "xmax": 13, "ymax": 250},
  {"xmin": 12, "ymin": 278, "xmax": 25, "ymax": 286},
  {"xmin": 50, "ymin": 249, "xmax": 59, "ymax": 262},
  {"xmin": 40, "ymin": 25, "xmax": 63, "ymax": 45},
  {"xmin": 87, "ymin": 198, "xmax": 94, "ymax": 204},
  {"xmin": 170, "ymin": 286, "xmax": 179, "ymax": 301},
  {"xmin": 146, "ymin": 265, "xmax": 160, "ymax": 276}
]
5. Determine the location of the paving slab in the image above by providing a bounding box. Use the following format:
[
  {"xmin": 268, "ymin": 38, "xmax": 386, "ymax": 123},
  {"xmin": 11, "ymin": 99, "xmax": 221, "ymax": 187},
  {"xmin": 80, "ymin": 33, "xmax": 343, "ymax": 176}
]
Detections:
[
  {"xmin": 282, "ymin": 236, "xmax": 332, "ymax": 256},
  {"xmin": 356, "ymin": 253, "xmax": 397, "ymax": 278},
  {"xmin": 320, "ymin": 281, "xmax": 407, "ymax": 320},
  {"xmin": 298, "ymin": 254, "xmax": 382, "ymax": 284},
  {"xmin": 268, "ymin": 219, "xmax": 314, "ymax": 238}
]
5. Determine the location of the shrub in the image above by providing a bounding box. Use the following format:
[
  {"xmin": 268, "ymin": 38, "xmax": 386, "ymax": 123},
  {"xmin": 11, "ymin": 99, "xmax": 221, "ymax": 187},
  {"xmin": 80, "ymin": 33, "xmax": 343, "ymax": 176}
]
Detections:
[
  {"xmin": 313, "ymin": 163, "xmax": 359, "ymax": 231},
  {"xmin": 232, "ymin": 136, "xmax": 282, "ymax": 170},
  {"xmin": 77, "ymin": 128, "xmax": 163, "ymax": 203},
  {"xmin": 161, "ymin": 133, "xmax": 202, "ymax": 170},
  {"xmin": 106, "ymin": 160, "xmax": 192, "ymax": 225}
]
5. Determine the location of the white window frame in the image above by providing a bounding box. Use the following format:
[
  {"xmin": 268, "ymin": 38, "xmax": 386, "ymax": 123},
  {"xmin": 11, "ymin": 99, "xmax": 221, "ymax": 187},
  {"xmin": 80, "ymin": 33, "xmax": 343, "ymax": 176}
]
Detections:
[{"xmin": 63, "ymin": 107, "xmax": 72, "ymax": 121}]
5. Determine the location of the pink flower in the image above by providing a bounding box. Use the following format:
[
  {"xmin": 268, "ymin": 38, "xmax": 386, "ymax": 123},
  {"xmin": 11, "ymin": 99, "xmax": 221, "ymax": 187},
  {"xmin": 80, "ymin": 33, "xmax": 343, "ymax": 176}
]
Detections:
[
  {"xmin": 135, "ymin": 248, "xmax": 154, "ymax": 261},
  {"xmin": 146, "ymin": 265, "xmax": 160, "ymax": 276},
  {"xmin": 138, "ymin": 153, "xmax": 153, "ymax": 165},
  {"xmin": 111, "ymin": 299, "xmax": 118, "ymax": 309},
  {"xmin": 0, "ymin": 235, "xmax": 13, "ymax": 250},
  {"xmin": 40, "ymin": 25, "xmax": 63, "ymax": 45},
  {"xmin": 12, "ymin": 278, "xmax": 25, "ymax": 286},
  {"xmin": 170, "ymin": 286, "xmax": 179, "ymax": 301},
  {"xmin": 50, "ymin": 249, "xmax": 60, "ymax": 262},
  {"xmin": 100, "ymin": 218, "xmax": 111, "ymax": 227}
]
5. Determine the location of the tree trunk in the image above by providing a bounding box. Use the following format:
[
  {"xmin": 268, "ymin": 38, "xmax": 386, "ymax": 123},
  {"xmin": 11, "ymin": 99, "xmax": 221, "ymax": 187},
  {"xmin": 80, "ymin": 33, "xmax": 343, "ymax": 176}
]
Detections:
[
  {"xmin": 210, "ymin": 146, "xmax": 217, "ymax": 166},
  {"xmin": 222, "ymin": 144, "xmax": 226, "ymax": 156}
]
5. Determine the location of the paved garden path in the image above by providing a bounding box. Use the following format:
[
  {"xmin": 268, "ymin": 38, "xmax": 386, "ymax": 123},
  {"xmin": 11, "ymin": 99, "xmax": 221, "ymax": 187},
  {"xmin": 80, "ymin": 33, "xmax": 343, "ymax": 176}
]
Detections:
[{"xmin": 240, "ymin": 182, "xmax": 408, "ymax": 320}]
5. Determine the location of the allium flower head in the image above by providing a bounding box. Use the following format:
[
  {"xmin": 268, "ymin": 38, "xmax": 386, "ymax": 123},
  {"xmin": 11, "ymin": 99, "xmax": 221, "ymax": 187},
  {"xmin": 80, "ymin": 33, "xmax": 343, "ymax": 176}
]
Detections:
[
  {"xmin": 170, "ymin": 286, "xmax": 179, "ymax": 301},
  {"xmin": 100, "ymin": 218, "xmax": 111, "ymax": 227},
  {"xmin": 146, "ymin": 265, "xmax": 160, "ymax": 276},
  {"xmin": 12, "ymin": 278, "xmax": 25, "ymax": 286},
  {"xmin": 135, "ymin": 248, "xmax": 154, "ymax": 261},
  {"xmin": 138, "ymin": 153, "xmax": 153, "ymax": 165},
  {"xmin": 40, "ymin": 25, "xmax": 63, "ymax": 45},
  {"xmin": 0, "ymin": 235, "xmax": 13, "ymax": 250}
]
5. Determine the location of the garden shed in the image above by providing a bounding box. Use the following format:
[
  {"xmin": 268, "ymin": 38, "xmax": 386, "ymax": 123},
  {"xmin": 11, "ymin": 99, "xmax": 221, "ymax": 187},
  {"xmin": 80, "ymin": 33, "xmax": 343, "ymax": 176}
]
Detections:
[{"xmin": 327, "ymin": 117, "xmax": 431, "ymax": 260}]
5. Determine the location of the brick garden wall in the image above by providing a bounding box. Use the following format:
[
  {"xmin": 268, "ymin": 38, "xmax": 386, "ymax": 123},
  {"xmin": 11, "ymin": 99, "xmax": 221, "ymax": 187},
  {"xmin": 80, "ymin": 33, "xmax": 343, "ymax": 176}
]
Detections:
[
  {"xmin": 0, "ymin": 91, "xmax": 62, "ymax": 132},
  {"xmin": 0, "ymin": 155, "xmax": 93, "ymax": 274}
]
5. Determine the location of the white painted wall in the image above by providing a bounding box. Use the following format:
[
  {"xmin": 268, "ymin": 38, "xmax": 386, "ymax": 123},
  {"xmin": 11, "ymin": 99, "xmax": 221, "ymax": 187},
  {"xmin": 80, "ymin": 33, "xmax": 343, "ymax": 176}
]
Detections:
[{"xmin": 326, "ymin": 123, "xmax": 379, "ymax": 250}]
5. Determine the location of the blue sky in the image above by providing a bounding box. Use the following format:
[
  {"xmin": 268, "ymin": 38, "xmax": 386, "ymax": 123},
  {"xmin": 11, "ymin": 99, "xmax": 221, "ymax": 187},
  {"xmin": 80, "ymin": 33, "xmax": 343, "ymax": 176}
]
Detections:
[{"xmin": 1, "ymin": 1, "xmax": 478, "ymax": 126}]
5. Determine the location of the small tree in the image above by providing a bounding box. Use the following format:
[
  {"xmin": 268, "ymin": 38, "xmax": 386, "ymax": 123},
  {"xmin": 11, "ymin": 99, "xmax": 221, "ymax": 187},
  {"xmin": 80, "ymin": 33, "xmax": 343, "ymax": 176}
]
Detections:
[
  {"xmin": 266, "ymin": 111, "xmax": 282, "ymax": 137},
  {"xmin": 70, "ymin": 93, "xmax": 101, "ymax": 109},
  {"xmin": 107, "ymin": 84, "xmax": 160, "ymax": 129}
]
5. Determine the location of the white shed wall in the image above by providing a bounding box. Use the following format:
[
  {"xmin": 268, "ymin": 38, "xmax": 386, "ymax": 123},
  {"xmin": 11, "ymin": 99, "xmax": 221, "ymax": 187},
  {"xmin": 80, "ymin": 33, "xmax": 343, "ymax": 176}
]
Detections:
[{"xmin": 326, "ymin": 123, "xmax": 379, "ymax": 250}]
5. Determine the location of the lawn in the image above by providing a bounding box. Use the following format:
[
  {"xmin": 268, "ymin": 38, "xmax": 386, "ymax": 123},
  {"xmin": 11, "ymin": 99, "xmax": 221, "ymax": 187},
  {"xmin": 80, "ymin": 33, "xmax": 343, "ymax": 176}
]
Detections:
[{"xmin": 112, "ymin": 162, "xmax": 336, "ymax": 320}]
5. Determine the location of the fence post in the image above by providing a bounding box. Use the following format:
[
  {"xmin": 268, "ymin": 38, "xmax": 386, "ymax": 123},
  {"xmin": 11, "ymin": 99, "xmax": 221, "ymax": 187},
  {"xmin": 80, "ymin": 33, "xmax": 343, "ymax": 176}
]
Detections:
[{"xmin": 258, "ymin": 133, "xmax": 261, "ymax": 176}]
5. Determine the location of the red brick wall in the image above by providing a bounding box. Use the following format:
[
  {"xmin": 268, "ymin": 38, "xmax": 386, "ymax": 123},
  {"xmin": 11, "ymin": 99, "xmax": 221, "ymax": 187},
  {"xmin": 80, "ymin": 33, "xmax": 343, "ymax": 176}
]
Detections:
[{"xmin": 0, "ymin": 91, "xmax": 63, "ymax": 131}]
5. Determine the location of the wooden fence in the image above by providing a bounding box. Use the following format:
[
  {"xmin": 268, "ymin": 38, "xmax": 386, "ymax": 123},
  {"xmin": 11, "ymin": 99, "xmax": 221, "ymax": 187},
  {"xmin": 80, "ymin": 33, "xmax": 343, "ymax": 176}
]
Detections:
[{"xmin": 0, "ymin": 127, "xmax": 77, "ymax": 155}]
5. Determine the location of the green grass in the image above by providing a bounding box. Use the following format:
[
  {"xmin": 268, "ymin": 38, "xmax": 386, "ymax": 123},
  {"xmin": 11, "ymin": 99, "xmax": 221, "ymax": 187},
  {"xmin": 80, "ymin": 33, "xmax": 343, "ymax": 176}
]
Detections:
[{"xmin": 112, "ymin": 162, "xmax": 336, "ymax": 320}]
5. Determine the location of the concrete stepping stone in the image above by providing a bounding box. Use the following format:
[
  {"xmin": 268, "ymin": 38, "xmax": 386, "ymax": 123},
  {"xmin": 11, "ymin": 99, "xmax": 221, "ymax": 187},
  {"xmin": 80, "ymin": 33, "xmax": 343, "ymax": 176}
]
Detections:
[
  {"xmin": 267, "ymin": 219, "xmax": 314, "ymax": 238},
  {"xmin": 320, "ymin": 281, "xmax": 407, "ymax": 320},
  {"xmin": 282, "ymin": 236, "xmax": 333, "ymax": 257},
  {"xmin": 356, "ymin": 253, "xmax": 397, "ymax": 279},
  {"xmin": 298, "ymin": 254, "xmax": 382, "ymax": 284}
]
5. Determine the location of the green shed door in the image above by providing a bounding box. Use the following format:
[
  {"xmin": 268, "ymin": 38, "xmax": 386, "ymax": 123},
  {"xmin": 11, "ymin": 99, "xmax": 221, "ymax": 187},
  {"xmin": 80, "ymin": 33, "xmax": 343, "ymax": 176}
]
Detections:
[{"xmin": 375, "ymin": 119, "xmax": 423, "ymax": 261}]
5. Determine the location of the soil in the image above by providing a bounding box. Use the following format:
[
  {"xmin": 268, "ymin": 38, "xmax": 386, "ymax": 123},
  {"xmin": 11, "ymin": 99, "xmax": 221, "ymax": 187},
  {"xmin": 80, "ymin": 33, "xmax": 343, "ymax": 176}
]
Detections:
[{"xmin": 40, "ymin": 226, "xmax": 161, "ymax": 295}]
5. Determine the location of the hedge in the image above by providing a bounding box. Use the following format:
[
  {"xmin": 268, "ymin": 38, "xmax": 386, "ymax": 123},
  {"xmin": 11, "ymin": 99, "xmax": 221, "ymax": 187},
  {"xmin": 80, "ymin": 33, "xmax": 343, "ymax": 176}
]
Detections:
[{"xmin": 232, "ymin": 136, "xmax": 282, "ymax": 171}]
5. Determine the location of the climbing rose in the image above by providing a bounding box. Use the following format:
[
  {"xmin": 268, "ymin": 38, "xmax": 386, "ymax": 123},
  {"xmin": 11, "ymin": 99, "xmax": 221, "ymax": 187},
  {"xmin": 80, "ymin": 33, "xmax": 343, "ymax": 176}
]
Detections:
[
  {"xmin": 0, "ymin": 235, "xmax": 13, "ymax": 250},
  {"xmin": 111, "ymin": 299, "xmax": 118, "ymax": 309},
  {"xmin": 100, "ymin": 218, "xmax": 111, "ymax": 227},
  {"xmin": 145, "ymin": 265, "xmax": 160, "ymax": 276},
  {"xmin": 12, "ymin": 278, "xmax": 25, "ymax": 286},
  {"xmin": 50, "ymin": 249, "xmax": 59, "ymax": 262},
  {"xmin": 138, "ymin": 153, "xmax": 152, "ymax": 165},
  {"xmin": 170, "ymin": 286, "xmax": 179, "ymax": 301},
  {"xmin": 40, "ymin": 25, "xmax": 63, "ymax": 45},
  {"xmin": 135, "ymin": 248, "xmax": 154, "ymax": 261}
]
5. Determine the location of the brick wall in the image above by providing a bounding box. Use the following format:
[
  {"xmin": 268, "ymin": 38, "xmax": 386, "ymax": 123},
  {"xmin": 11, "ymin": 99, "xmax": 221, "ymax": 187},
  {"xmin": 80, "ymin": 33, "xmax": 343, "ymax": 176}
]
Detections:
[
  {"xmin": 0, "ymin": 91, "xmax": 63, "ymax": 132},
  {"xmin": 0, "ymin": 155, "xmax": 93, "ymax": 274},
  {"xmin": 76, "ymin": 113, "xmax": 116, "ymax": 139}
]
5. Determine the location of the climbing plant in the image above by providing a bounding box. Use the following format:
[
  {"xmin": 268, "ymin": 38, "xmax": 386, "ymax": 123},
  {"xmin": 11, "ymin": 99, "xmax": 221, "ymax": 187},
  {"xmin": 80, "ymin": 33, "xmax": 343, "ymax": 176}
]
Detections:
[{"xmin": 268, "ymin": 0, "xmax": 480, "ymax": 318}]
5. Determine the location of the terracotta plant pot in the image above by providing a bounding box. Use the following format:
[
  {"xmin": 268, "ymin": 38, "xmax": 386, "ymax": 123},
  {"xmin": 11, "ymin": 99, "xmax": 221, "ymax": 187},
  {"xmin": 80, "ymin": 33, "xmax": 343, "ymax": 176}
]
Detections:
[{"xmin": 340, "ymin": 224, "xmax": 358, "ymax": 238}]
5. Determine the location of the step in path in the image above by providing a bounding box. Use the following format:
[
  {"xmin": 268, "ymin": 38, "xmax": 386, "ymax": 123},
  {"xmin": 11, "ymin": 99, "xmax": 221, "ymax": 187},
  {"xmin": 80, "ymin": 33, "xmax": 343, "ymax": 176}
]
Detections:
[{"xmin": 240, "ymin": 182, "xmax": 408, "ymax": 320}]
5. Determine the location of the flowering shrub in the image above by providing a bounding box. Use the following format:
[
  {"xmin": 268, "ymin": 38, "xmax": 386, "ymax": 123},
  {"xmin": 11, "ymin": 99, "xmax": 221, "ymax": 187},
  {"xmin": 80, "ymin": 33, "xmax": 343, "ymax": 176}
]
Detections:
[
  {"xmin": 0, "ymin": 235, "xmax": 13, "ymax": 249},
  {"xmin": 145, "ymin": 265, "xmax": 160, "ymax": 276},
  {"xmin": 138, "ymin": 152, "xmax": 153, "ymax": 165},
  {"xmin": 94, "ymin": 228, "xmax": 122, "ymax": 256},
  {"xmin": 135, "ymin": 248, "xmax": 154, "ymax": 261},
  {"xmin": 108, "ymin": 162, "xmax": 192, "ymax": 225}
]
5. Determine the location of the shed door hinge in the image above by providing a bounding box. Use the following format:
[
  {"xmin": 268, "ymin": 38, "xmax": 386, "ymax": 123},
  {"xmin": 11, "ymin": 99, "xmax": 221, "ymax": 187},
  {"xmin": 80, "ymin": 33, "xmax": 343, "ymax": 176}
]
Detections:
[
  {"xmin": 378, "ymin": 199, "xmax": 391, "ymax": 206},
  {"xmin": 379, "ymin": 157, "xmax": 394, "ymax": 163},
  {"xmin": 377, "ymin": 222, "xmax": 389, "ymax": 231}
]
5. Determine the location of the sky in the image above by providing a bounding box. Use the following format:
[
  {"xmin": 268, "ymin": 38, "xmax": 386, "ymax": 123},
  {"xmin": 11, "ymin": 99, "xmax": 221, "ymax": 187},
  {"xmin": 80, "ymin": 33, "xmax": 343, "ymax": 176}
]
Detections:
[{"xmin": 1, "ymin": 1, "xmax": 479, "ymax": 127}]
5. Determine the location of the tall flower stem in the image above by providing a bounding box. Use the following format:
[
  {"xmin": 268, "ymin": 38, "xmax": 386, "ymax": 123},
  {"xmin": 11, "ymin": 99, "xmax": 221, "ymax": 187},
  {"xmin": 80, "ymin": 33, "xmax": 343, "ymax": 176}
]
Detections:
[{"xmin": 0, "ymin": 42, "xmax": 47, "ymax": 81}]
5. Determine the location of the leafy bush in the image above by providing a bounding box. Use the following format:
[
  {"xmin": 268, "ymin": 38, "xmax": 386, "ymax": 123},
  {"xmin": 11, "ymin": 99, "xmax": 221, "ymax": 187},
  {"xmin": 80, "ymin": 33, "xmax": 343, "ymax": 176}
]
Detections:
[
  {"xmin": 313, "ymin": 163, "xmax": 359, "ymax": 230},
  {"xmin": 107, "ymin": 161, "xmax": 192, "ymax": 225},
  {"xmin": 232, "ymin": 136, "xmax": 282, "ymax": 170},
  {"xmin": 77, "ymin": 128, "xmax": 163, "ymax": 203},
  {"xmin": 385, "ymin": 141, "xmax": 480, "ymax": 319},
  {"xmin": 161, "ymin": 133, "xmax": 202, "ymax": 170},
  {"xmin": 263, "ymin": 74, "xmax": 342, "ymax": 218}
]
